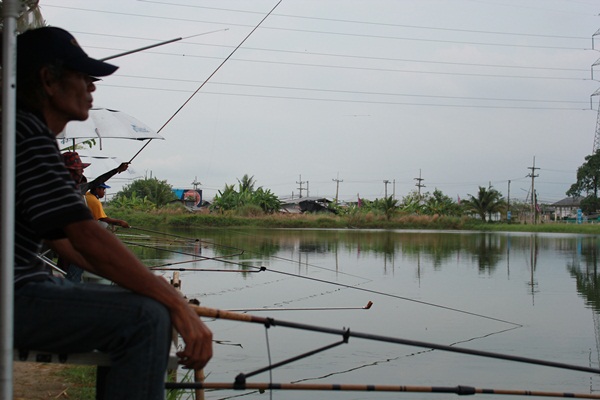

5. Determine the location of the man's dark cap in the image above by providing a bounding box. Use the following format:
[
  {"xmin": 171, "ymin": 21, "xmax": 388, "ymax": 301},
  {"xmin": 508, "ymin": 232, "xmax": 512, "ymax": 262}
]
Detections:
[{"xmin": 17, "ymin": 27, "xmax": 118, "ymax": 77}]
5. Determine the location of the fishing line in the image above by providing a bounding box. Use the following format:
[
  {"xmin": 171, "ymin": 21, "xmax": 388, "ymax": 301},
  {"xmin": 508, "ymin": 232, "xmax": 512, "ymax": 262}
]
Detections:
[
  {"xmin": 288, "ymin": 322, "xmax": 519, "ymax": 385},
  {"xmin": 263, "ymin": 328, "xmax": 274, "ymax": 400},
  {"xmin": 228, "ymin": 301, "xmax": 373, "ymax": 312},
  {"xmin": 267, "ymin": 267, "xmax": 520, "ymax": 326},
  {"xmin": 128, "ymin": 0, "xmax": 283, "ymax": 163},
  {"xmin": 124, "ymin": 234, "xmax": 521, "ymax": 326},
  {"xmin": 221, "ymin": 228, "xmax": 522, "ymax": 325}
]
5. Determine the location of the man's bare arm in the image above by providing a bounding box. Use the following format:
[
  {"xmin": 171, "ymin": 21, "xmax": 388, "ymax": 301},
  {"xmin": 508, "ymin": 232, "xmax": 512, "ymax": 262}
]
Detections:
[
  {"xmin": 64, "ymin": 219, "xmax": 213, "ymax": 370},
  {"xmin": 46, "ymin": 238, "xmax": 100, "ymax": 274}
]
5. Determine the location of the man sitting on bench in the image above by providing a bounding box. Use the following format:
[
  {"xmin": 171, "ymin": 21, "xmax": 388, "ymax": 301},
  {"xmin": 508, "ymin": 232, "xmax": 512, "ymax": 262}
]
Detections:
[{"xmin": 13, "ymin": 27, "xmax": 213, "ymax": 400}]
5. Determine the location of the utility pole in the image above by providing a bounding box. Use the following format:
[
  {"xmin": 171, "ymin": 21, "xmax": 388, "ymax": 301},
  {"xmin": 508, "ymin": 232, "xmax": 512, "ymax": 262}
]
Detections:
[
  {"xmin": 191, "ymin": 176, "xmax": 201, "ymax": 190},
  {"xmin": 332, "ymin": 173, "xmax": 343, "ymax": 204},
  {"xmin": 527, "ymin": 157, "xmax": 540, "ymax": 224},
  {"xmin": 414, "ymin": 169, "xmax": 425, "ymax": 199},
  {"xmin": 383, "ymin": 180, "xmax": 390, "ymax": 198},
  {"xmin": 392, "ymin": 179, "xmax": 396, "ymax": 200},
  {"xmin": 507, "ymin": 180, "xmax": 511, "ymax": 222},
  {"xmin": 296, "ymin": 175, "xmax": 306, "ymax": 198}
]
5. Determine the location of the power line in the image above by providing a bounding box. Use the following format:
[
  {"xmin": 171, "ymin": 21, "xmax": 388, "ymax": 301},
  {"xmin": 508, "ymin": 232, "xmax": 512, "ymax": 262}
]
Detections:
[
  {"xmin": 99, "ymin": 84, "xmax": 591, "ymax": 110},
  {"xmin": 70, "ymin": 31, "xmax": 590, "ymax": 73},
  {"xmin": 92, "ymin": 51, "xmax": 590, "ymax": 81},
  {"xmin": 45, "ymin": 5, "xmax": 591, "ymax": 50},
  {"xmin": 111, "ymin": 75, "xmax": 590, "ymax": 105},
  {"xmin": 127, "ymin": 1, "xmax": 595, "ymax": 40}
]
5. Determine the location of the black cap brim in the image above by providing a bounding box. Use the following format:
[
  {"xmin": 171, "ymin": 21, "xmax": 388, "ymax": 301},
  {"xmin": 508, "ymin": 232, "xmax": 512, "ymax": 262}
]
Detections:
[{"xmin": 66, "ymin": 57, "xmax": 118, "ymax": 77}]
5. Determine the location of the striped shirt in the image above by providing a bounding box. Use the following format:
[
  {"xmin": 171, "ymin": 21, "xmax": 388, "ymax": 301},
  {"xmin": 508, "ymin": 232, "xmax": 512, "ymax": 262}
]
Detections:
[{"xmin": 15, "ymin": 109, "xmax": 92, "ymax": 286}]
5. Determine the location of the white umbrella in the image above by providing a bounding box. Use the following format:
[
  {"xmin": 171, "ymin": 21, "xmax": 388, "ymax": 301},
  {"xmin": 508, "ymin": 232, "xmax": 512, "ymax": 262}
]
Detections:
[{"xmin": 57, "ymin": 108, "xmax": 164, "ymax": 149}]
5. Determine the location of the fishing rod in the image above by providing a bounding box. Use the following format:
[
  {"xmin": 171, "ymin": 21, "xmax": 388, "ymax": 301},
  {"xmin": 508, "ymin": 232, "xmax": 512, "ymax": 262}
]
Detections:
[
  {"xmin": 100, "ymin": 30, "xmax": 229, "ymax": 62},
  {"xmin": 191, "ymin": 305, "xmax": 600, "ymax": 375},
  {"xmin": 128, "ymin": 226, "xmax": 247, "ymax": 252},
  {"xmin": 149, "ymin": 258, "xmax": 234, "ymax": 269},
  {"xmin": 36, "ymin": 254, "xmax": 66, "ymax": 275},
  {"xmin": 228, "ymin": 300, "xmax": 373, "ymax": 312},
  {"xmin": 153, "ymin": 266, "xmax": 266, "ymax": 273},
  {"xmin": 128, "ymin": 0, "xmax": 283, "ymax": 163},
  {"xmin": 166, "ymin": 381, "xmax": 600, "ymax": 399}
]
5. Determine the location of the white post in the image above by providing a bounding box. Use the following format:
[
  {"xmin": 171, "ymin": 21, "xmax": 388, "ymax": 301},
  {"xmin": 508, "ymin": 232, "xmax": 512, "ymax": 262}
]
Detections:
[{"xmin": 1, "ymin": 1, "xmax": 21, "ymax": 398}]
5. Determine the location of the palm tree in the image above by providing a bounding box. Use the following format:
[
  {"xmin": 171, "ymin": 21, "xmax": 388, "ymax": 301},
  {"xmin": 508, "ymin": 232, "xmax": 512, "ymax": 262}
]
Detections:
[
  {"xmin": 237, "ymin": 174, "xmax": 256, "ymax": 193},
  {"xmin": 462, "ymin": 186, "xmax": 506, "ymax": 222},
  {"xmin": 380, "ymin": 196, "xmax": 399, "ymax": 221}
]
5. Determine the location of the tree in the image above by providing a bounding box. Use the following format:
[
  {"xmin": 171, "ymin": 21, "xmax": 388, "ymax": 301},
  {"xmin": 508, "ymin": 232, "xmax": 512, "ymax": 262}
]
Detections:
[
  {"xmin": 567, "ymin": 151, "xmax": 600, "ymax": 215},
  {"xmin": 237, "ymin": 174, "xmax": 256, "ymax": 193},
  {"xmin": 568, "ymin": 150, "xmax": 600, "ymax": 198},
  {"xmin": 379, "ymin": 196, "xmax": 399, "ymax": 220},
  {"xmin": 114, "ymin": 177, "xmax": 177, "ymax": 208},
  {"xmin": 211, "ymin": 175, "xmax": 281, "ymax": 214},
  {"xmin": 400, "ymin": 190, "xmax": 425, "ymax": 214},
  {"xmin": 462, "ymin": 186, "xmax": 506, "ymax": 222},
  {"xmin": 423, "ymin": 189, "xmax": 462, "ymax": 216}
]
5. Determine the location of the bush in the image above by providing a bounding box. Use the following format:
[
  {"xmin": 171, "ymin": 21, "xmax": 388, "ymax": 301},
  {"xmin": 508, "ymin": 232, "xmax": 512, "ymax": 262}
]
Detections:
[{"xmin": 235, "ymin": 204, "xmax": 265, "ymax": 217}]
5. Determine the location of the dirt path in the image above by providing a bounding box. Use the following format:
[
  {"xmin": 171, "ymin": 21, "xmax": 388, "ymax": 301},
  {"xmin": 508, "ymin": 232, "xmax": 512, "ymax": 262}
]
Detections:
[{"xmin": 12, "ymin": 362, "xmax": 70, "ymax": 400}]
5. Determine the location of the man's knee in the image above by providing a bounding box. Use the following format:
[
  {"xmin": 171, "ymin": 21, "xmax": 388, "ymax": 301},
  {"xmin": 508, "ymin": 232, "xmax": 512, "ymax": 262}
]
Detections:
[{"xmin": 137, "ymin": 297, "xmax": 172, "ymax": 341}]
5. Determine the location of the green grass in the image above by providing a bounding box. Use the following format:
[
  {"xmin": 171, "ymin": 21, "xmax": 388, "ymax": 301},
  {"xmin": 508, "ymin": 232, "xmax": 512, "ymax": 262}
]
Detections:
[
  {"xmin": 58, "ymin": 365, "xmax": 195, "ymax": 400},
  {"xmin": 58, "ymin": 365, "xmax": 96, "ymax": 399},
  {"xmin": 105, "ymin": 207, "xmax": 600, "ymax": 234}
]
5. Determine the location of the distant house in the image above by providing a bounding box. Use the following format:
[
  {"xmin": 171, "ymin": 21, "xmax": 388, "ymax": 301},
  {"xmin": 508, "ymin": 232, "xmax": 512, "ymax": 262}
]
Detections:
[
  {"xmin": 279, "ymin": 196, "xmax": 334, "ymax": 214},
  {"xmin": 551, "ymin": 196, "xmax": 583, "ymax": 219}
]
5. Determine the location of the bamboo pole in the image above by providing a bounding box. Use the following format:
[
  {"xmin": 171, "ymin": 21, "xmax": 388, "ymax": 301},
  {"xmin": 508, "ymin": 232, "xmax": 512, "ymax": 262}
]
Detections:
[
  {"xmin": 165, "ymin": 382, "xmax": 600, "ymax": 399},
  {"xmin": 191, "ymin": 305, "xmax": 600, "ymax": 375}
]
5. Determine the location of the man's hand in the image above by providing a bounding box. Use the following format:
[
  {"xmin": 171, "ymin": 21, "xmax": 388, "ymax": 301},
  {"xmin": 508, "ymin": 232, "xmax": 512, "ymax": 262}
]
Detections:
[
  {"xmin": 117, "ymin": 162, "xmax": 130, "ymax": 173},
  {"xmin": 171, "ymin": 304, "xmax": 213, "ymax": 370}
]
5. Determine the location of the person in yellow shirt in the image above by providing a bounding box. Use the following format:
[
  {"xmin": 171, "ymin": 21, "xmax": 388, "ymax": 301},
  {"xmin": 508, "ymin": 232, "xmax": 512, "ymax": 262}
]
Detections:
[{"xmin": 85, "ymin": 183, "xmax": 130, "ymax": 228}]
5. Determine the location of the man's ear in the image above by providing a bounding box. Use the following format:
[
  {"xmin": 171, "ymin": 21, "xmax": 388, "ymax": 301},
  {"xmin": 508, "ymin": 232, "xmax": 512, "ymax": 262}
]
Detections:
[{"xmin": 39, "ymin": 66, "xmax": 57, "ymax": 96}]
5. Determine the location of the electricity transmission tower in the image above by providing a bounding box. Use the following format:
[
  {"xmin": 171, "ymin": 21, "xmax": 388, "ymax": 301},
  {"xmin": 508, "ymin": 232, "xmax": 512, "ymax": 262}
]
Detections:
[{"xmin": 594, "ymin": 103, "xmax": 600, "ymax": 153}]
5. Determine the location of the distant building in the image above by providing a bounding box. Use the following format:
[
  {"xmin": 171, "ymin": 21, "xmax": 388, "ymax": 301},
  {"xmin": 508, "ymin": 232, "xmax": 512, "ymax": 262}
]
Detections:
[
  {"xmin": 551, "ymin": 196, "xmax": 583, "ymax": 219},
  {"xmin": 279, "ymin": 196, "xmax": 334, "ymax": 213}
]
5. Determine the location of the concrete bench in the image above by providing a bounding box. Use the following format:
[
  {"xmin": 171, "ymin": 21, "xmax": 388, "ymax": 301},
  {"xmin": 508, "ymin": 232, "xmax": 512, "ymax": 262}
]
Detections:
[
  {"xmin": 14, "ymin": 345, "xmax": 181, "ymax": 399},
  {"xmin": 13, "ymin": 348, "xmax": 179, "ymax": 369}
]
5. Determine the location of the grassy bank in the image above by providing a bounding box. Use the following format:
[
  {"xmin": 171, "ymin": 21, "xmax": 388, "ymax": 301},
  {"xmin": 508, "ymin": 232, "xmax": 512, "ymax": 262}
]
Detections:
[{"xmin": 107, "ymin": 207, "xmax": 600, "ymax": 234}]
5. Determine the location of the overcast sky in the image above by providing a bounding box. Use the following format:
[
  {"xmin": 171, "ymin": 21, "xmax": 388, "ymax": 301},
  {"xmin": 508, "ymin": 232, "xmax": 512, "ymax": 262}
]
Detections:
[{"xmin": 41, "ymin": 0, "xmax": 599, "ymax": 204}]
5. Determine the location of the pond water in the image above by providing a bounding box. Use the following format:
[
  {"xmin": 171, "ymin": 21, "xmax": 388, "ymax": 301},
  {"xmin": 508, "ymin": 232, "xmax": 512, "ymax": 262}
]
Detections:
[{"xmin": 123, "ymin": 228, "xmax": 600, "ymax": 400}]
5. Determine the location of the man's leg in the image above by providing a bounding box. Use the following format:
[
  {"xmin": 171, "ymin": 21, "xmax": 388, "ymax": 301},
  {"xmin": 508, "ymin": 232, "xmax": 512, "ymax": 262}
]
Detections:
[{"xmin": 14, "ymin": 277, "xmax": 172, "ymax": 400}]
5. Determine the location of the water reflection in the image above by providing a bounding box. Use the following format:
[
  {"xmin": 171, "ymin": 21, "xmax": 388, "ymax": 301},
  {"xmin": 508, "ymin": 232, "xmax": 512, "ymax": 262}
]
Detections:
[
  {"xmin": 124, "ymin": 228, "xmax": 600, "ymax": 312},
  {"xmin": 125, "ymin": 228, "xmax": 598, "ymax": 279},
  {"xmin": 567, "ymin": 236, "xmax": 600, "ymax": 312},
  {"xmin": 120, "ymin": 228, "xmax": 600, "ymax": 395}
]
